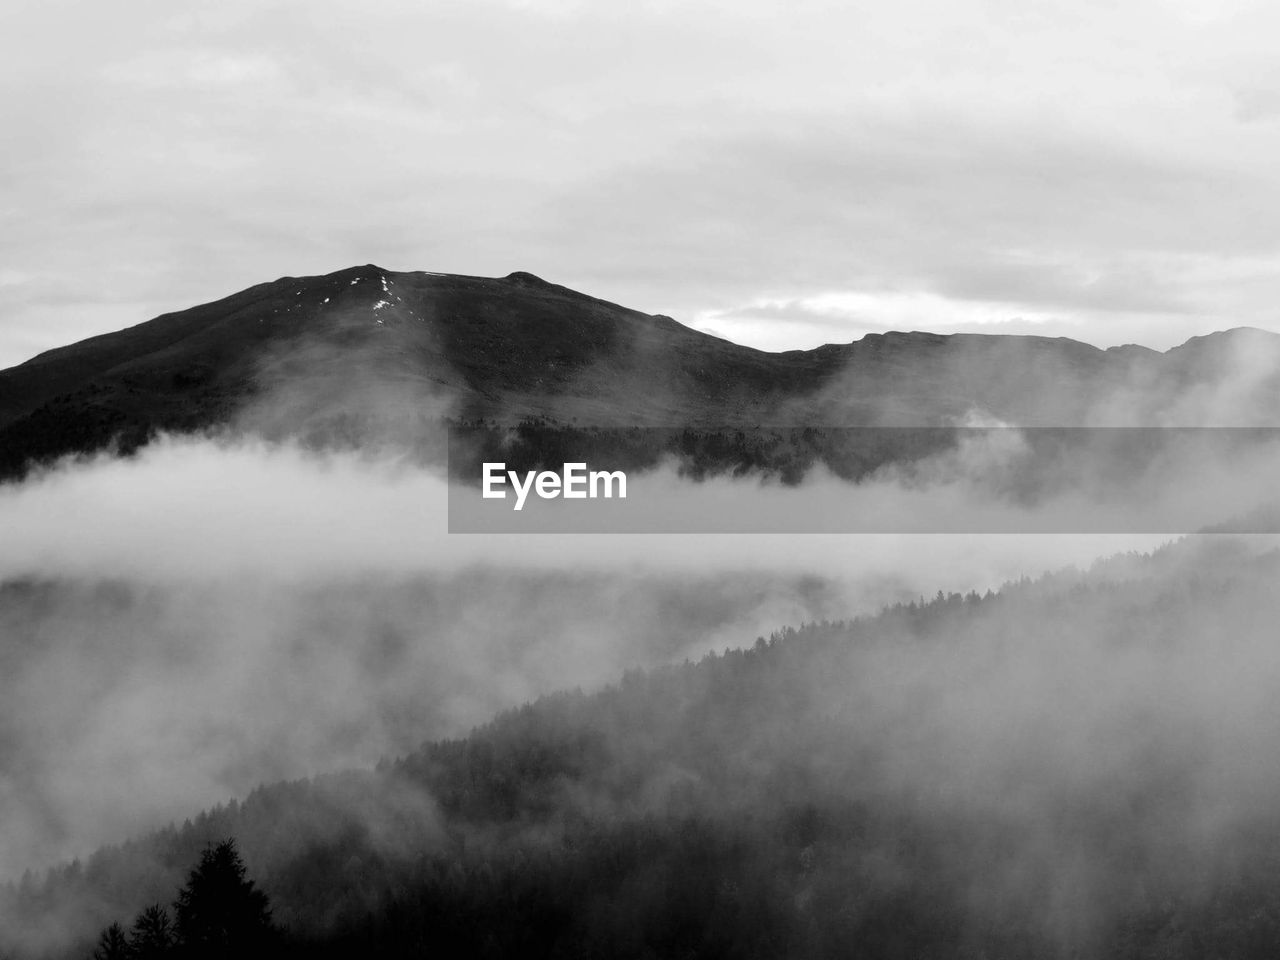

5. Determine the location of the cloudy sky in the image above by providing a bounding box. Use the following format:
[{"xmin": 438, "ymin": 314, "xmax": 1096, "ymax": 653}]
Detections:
[{"xmin": 2, "ymin": 0, "xmax": 1280, "ymax": 368}]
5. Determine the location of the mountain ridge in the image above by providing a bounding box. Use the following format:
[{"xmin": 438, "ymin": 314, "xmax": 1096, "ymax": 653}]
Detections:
[{"xmin": 1, "ymin": 265, "xmax": 1278, "ymax": 479}]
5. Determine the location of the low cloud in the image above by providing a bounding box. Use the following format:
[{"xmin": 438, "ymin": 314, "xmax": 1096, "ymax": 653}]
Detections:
[{"xmin": 0, "ymin": 435, "xmax": 1176, "ymax": 875}]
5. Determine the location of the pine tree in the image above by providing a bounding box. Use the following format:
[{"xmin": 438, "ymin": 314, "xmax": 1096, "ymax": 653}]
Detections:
[
  {"xmin": 128, "ymin": 903, "xmax": 174, "ymax": 959},
  {"xmin": 173, "ymin": 839, "xmax": 276, "ymax": 958},
  {"xmin": 91, "ymin": 922, "xmax": 131, "ymax": 960}
]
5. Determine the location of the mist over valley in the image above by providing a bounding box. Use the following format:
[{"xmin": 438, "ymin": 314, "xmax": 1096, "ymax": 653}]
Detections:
[{"xmin": 1, "ymin": 268, "xmax": 1279, "ymax": 959}]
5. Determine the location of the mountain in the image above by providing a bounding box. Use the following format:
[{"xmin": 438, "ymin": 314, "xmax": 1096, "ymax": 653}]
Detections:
[{"xmin": 2, "ymin": 264, "xmax": 1279, "ymax": 478}]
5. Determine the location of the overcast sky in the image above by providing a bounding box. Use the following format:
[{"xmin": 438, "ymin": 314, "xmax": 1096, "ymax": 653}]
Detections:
[{"xmin": 3, "ymin": 0, "xmax": 1280, "ymax": 367}]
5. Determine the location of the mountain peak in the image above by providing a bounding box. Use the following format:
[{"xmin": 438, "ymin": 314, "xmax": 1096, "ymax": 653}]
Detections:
[
  {"xmin": 2, "ymin": 267, "xmax": 1280, "ymax": 481},
  {"xmin": 504, "ymin": 271, "xmax": 552, "ymax": 287}
]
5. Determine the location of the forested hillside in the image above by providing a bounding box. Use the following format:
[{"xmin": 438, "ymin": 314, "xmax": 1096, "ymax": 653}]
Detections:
[{"xmin": 7, "ymin": 537, "xmax": 1280, "ymax": 959}]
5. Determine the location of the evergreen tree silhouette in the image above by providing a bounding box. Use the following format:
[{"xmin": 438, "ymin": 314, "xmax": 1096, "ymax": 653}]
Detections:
[
  {"xmin": 129, "ymin": 903, "xmax": 174, "ymax": 959},
  {"xmin": 173, "ymin": 839, "xmax": 276, "ymax": 958},
  {"xmin": 90, "ymin": 922, "xmax": 130, "ymax": 960}
]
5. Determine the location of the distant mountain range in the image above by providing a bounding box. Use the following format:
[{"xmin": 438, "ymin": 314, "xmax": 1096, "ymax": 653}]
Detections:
[{"xmin": 3, "ymin": 264, "xmax": 1279, "ymax": 478}]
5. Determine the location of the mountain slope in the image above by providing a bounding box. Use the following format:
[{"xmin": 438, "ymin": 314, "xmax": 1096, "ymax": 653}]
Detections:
[
  {"xmin": 10, "ymin": 537, "xmax": 1280, "ymax": 960},
  {"xmin": 2, "ymin": 265, "xmax": 1279, "ymax": 478}
]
